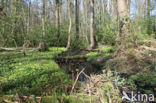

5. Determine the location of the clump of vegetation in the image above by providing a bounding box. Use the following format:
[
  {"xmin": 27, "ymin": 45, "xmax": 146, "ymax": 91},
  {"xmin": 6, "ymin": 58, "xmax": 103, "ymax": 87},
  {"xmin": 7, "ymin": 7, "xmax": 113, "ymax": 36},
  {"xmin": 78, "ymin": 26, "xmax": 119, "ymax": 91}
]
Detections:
[
  {"xmin": 96, "ymin": 19, "xmax": 117, "ymax": 45},
  {"xmin": 127, "ymin": 73, "xmax": 156, "ymax": 94},
  {"xmin": 78, "ymin": 70, "xmax": 122, "ymax": 103}
]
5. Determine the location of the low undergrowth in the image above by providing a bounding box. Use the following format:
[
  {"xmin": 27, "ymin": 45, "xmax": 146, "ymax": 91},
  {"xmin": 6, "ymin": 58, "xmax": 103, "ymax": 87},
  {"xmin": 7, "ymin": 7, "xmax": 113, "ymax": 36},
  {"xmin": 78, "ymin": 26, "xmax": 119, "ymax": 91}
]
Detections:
[
  {"xmin": 127, "ymin": 73, "xmax": 156, "ymax": 94},
  {"xmin": 0, "ymin": 47, "xmax": 71, "ymax": 96}
]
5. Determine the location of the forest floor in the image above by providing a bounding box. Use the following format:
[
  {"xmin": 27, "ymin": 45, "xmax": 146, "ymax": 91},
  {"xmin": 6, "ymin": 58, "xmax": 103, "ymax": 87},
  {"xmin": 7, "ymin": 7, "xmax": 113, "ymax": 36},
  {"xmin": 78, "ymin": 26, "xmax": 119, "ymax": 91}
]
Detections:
[{"xmin": 0, "ymin": 44, "xmax": 156, "ymax": 103}]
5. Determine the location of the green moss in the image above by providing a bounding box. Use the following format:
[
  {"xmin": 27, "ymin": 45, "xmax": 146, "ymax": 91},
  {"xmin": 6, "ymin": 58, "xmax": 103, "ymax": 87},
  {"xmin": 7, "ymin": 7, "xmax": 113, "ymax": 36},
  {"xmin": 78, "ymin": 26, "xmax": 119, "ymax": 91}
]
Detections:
[
  {"xmin": 41, "ymin": 96, "xmax": 58, "ymax": 103},
  {"xmin": 86, "ymin": 52, "xmax": 99, "ymax": 57},
  {"xmin": 63, "ymin": 95, "xmax": 83, "ymax": 103},
  {"xmin": 102, "ymin": 46, "xmax": 115, "ymax": 53},
  {"xmin": 63, "ymin": 95, "xmax": 97, "ymax": 103}
]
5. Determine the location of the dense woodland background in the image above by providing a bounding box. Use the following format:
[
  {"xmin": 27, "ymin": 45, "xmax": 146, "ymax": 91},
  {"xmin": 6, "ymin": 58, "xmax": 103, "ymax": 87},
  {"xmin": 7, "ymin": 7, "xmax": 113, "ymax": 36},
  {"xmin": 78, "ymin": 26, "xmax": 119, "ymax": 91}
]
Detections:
[
  {"xmin": 0, "ymin": 0, "xmax": 155, "ymax": 48},
  {"xmin": 0, "ymin": 0, "xmax": 156, "ymax": 103}
]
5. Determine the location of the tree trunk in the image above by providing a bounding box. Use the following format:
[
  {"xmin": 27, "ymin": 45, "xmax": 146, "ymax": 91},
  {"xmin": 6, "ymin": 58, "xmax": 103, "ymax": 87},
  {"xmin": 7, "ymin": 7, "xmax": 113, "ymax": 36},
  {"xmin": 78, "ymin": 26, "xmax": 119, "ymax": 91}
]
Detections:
[
  {"xmin": 42, "ymin": 0, "xmax": 46, "ymax": 36},
  {"xmin": 27, "ymin": 0, "xmax": 31, "ymax": 34},
  {"xmin": 108, "ymin": 0, "xmax": 110, "ymax": 14},
  {"xmin": 117, "ymin": 0, "xmax": 128, "ymax": 18},
  {"xmin": 140, "ymin": 0, "xmax": 146, "ymax": 15},
  {"xmin": 116, "ymin": 0, "xmax": 129, "ymax": 46},
  {"xmin": 147, "ymin": 0, "xmax": 152, "ymax": 35},
  {"xmin": 75, "ymin": 0, "xmax": 79, "ymax": 39},
  {"xmin": 56, "ymin": 0, "xmax": 60, "ymax": 41},
  {"xmin": 83, "ymin": 0, "xmax": 89, "ymax": 45},
  {"xmin": 90, "ymin": 0, "xmax": 96, "ymax": 49},
  {"xmin": 127, "ymin": 0, "xmax": 131, "ymax": 15},
  {"xmin": 67, "ymin": 0, "xmax": 72, "ymax": 49}
]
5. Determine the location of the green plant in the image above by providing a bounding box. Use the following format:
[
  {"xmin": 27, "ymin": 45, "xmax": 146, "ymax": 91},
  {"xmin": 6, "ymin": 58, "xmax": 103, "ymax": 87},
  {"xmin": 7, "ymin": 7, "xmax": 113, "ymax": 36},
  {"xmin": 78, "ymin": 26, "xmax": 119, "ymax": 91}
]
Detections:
[
  {"xmin": 0, "ymin": 47, "xmax": 70, "ymax": 96},
  {"xmin": 127, "ymin": 73, "xmax": 156, "ymax": 94},
  {"xmin": 114, "ymin": 71, "xmax": 126, "ymax": 87},
  {"xmin": 96, "ymin": 19, "xmax": 117, "ymax": 45}
]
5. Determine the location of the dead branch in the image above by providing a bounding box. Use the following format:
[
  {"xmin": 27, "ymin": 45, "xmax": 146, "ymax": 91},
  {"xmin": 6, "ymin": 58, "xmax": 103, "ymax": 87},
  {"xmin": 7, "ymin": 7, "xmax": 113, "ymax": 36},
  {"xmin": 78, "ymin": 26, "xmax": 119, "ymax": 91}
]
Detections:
[
  {"xmin": 70, "ymin": 68, "xmax": 85, "ymax": 94},
  {"xmin": 16, "ymin": 93, "xmax": 24, "ymax": 103},
  {"xmin": 3, "ymin": 100, "xmax": 18, "ymax": 103}
]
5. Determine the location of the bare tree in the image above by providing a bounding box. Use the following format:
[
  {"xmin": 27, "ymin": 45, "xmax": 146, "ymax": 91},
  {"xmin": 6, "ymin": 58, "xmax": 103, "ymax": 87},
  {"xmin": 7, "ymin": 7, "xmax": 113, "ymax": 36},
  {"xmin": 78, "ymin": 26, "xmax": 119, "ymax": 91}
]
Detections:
[
  {"xmin": 83, "ymin": 0, "xmax": 89, "ymax": 45},
  {"xmin": 56, "ymin": 0, "xmax": 60, "ymax": 38},
  {"xmin": 75, "ymin": 0, "xmax": 79, "ymax": 39},
  {"xmin": 147, "ymin": 0, "xmax": 152, "ymax": 35},
  {"xmin": 42, "ymin": 0, "xmax": 46, "ymax": 36},
  {"xmin": 90, "ymin": 0, "xmax": 96, "ymax": 49},
  {"xmin": 67, "ymin": 0, "xmax": 72, "ymax": 49},
  {"xmin": 27, "ymin": 0, "xmax": 32, "ymax": 34}
]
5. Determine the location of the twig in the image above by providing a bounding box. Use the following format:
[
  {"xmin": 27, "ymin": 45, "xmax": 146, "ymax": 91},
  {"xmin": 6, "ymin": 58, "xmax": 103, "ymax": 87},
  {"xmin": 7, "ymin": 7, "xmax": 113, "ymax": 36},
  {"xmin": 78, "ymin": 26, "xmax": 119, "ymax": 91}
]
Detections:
[
  {"xmin": 16, "ymin": 93, "xmax": 24, "ymax": 103},
  {"xmin": 82, "ymin": 72, "xmax": 94, "ymax": 83},
  {"xmin": 70, "ymin": 68, "xmax": 85, "ymax": 94},
  {"xmin": 3, "ymin": 100, "xmax": 18, "ymax": 103}
]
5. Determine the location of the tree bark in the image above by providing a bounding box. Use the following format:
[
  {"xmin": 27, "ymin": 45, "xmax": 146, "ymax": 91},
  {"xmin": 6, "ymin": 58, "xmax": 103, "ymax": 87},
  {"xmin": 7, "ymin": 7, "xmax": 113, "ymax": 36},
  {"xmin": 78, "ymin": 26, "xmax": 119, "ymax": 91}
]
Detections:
[
  {"xmin": 147, "ymin": 0, "xmax": 151, "ymax": 35},
  {"xmin": 56, "ymin": 0, "xmax": 60, "ymax": 40},
  {"xmin": 90, "ymin": 0, "xmax": 96, "ymax": 49},
  {"xmin": 117, "ymin": 0, "xmax": 129, "ymax": 43},
  {"xmin": 116, "ymin": 0, "xmax": 131, "ymax": 49},
  {"xmin": 27, "ymin": 0, "xmax": 31, "ymax": 34},
  {"xmin": 140, "ymin": 0, "xmax": 146, "ymax": 15},
  {"xmin": 117, "ymin": 0, "xmax": 128, "ymax": 18},
  {"xmin": 67, "ymin": 0, "xmax": 72, "ymax": 49},
  {"xmin": 83, "ymin": 0, "xmax": 89, "ymax": 45},
  {"xmin": 42, "ymin": 0, "xmax": 46, "ymax": 36},
  {"xmin": 75, "ymin": 0, "xmax": 79, "ymax": 39}
]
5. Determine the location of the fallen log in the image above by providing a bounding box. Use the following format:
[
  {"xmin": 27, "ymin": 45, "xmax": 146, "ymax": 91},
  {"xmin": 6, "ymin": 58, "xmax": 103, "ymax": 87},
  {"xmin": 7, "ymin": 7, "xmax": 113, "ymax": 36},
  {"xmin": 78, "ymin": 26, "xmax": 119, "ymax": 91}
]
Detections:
[
  {"xmin": 0, "ymin": 47, "xmax": 16, "ymax": 52},
  {"xmin": 0, "ymin": 47, "xmax": 32, "ymax": 52}
]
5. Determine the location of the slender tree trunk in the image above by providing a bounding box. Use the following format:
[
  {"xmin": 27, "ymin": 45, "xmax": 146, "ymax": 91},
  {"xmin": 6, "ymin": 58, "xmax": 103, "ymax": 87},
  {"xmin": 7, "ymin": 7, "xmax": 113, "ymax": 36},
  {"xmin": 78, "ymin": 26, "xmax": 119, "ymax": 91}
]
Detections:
[
  {"xmin": 147, "ymin": 0, "xmax": 151, "ymax": 35},
  {"xmin": 42, "ymin": 0, "xmax": 46, "ymax": 36},
  {"xmin": 56, "ymin": 0, "xmax": 60, "ymax": 39},
  {"xmin": 83, "ymin": 0, "xmax": 89, "ymax": 45},
  {"xmin": 112, "ymin": 0, "xmax": 118, "ymax": 20},
  {"xmin": 59, "ymin": 0, "xmax": 62, "ymax": 24},
  {"xmin": 27, "ymin": 0, "xmax": 31, "ymax": 34},
  {"xmin": 139, "ymin": 0, "xmax": 146, "ymax": 15},
  {"xmin": 75, "ymin": 0, "xmax": 79, "ymax": 39},
  {"xmin": 90, "ymin": 0, "xmax": 96, "ymax": 49},
  {"xmin": 102, "ymin": 0, "xmax": 106, "ymax": 23},
  {"xmin": 127, "ymin": 0, "xmax": 131, "ymax": 15},
  {"xmin": 67, "ymin": 0, "xmax": 72, "ymax": 49},
  {"xmin": 108, "ymin": 0, "xmax": 110, "ymax": 15}
]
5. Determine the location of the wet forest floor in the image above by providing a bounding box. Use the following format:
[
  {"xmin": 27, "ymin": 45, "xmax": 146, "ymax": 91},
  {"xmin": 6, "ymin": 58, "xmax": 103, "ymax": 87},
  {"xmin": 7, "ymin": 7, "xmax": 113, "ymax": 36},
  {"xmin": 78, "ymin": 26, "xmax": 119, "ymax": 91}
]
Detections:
[{"xmin": 0, "ymin": 43, "xmax": 156, "ymax": 103}]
